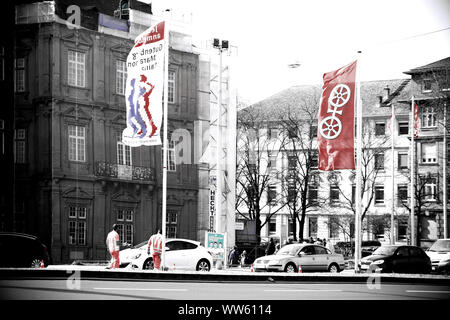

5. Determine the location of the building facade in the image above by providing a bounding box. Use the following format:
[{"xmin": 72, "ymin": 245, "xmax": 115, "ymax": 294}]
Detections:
[
  {"xmin": 237, "ymin": 57, "xmax": 449, "ymax": 248},
  {"xmin": 9, "ymin": 0, "xmax": 237, "ymax": 263}
]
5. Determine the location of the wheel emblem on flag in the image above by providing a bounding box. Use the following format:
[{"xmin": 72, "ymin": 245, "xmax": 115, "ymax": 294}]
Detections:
[
  {"xmin": 319, "ymin": 116, "xmax": 342, "ymax": 140},
  {"xmin": 319, "ymin": 84, "xmax": 351, "ymax": 140},
  {"xmin": 328, "ymin": 84, "xmax": 350, "ymax": 107}
]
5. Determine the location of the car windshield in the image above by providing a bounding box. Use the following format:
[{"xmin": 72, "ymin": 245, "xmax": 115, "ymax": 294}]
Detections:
[
  {"xmin": 428, "ymin": 239, "xmax": 450, "ymax": 252},
  {"xmin": 277, "ymin": 244, "xmax": 302, "ymax": 256},
  {"xmin": 133, "ymin": 241, "xmax": 147, "ymax": 249},
  {"xmin": 372, "ymin": 246, "xmax": 398, "ymax": 256}
]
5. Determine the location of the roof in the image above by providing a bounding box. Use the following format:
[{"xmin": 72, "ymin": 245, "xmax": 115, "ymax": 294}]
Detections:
[
  {"xmin": 404, "ymin": 57, "xmax": 450, "ymax": 75},
  {"xmin": 243, "ymin": 79, "xmax": 412, "ymax": 121}
]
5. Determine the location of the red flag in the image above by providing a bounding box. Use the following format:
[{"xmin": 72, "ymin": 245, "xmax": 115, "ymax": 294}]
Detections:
[
  {"xmin": 318, "ymin": 61, "xmax": 357, "ymax": 171},
  {"xmin": 413, "ymin": 103, "xmax": 419, "ymax": 138}
]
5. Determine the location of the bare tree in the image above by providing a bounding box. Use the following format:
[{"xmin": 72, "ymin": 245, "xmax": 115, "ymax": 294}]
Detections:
[
  {"xmin": 329, "ymin": 122, "xmax": 390, "ymax": 244},
  {"xmin": 236, "ymin": 107, "xmax": 286, "ymax": 243},
  {"xmin": 277, "ymin": 90, "xmax": 325, "ymax": 241}
]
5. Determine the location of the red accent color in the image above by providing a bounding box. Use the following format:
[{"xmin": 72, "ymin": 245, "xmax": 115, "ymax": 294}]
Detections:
[
  {"xmin": 318, "ymin": 61, "xmax": 357, "ymax": 171},
  {"xmin": 139, "ymin": 76, "xmax": 158, "ymax": 138},
  {"xmin": 135, "ymin": 22, "xmax": 165, "ymax": 47},
  {"xmin": 414, "ymin": 103, "xmax": 419, "ymax": 138}
]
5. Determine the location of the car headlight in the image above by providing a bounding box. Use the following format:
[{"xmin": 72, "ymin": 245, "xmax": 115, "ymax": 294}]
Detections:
[
  {"xmin": 372, "ymin": 260, "xmax": 384, "ymax": 265},
  {"xmin": 130, "ymin": 253, "xmax": 141, "ymax": 260}
]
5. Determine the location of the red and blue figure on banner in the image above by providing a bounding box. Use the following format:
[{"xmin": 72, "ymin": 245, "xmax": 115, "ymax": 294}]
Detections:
[
  {"xmin": 122, "ymin": 21, "xmax": 166, "ymax": 147},
  {"xmin": 317, "ymin": 61, "xmax": 357, "ymax": 171}
]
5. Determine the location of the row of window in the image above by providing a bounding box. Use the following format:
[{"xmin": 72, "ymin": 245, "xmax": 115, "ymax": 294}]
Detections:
[
  {"xmin": 68, "ymin": 205, "xmax": 178, "ymax": 246},
  {"xmin": 374, "ymin": 108, "xmax": 437, "ymax": 135},
  {"xmin": 266, "ymin": 178, "xmax": 441, "ymax": 206},
  {"xmin": 264, "ymin": 145, "xmax": 438, "ymax": 175},
  {"xmin": 267, "ymin": 216, "xmax": 409, "ymax": 240},
  {"xmin": 12, "ymin": 124, "xmax": 177, "ymax": 170},
  {"xmin": 264, "ymin": 108, "xmax": 440, "ymax": 142},
  {"xmin": 15, "ymin": 52, "xmax": 176, "ymax": 103}
]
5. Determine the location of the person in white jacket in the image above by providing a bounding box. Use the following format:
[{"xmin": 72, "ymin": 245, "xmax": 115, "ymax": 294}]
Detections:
[
  {"xmin": 106, "ymin": 224, "xmax": 120, "ymax": 269},
  {"xmin": 147, "ymin": 229, "xmax": 164, "ymax": 270}
]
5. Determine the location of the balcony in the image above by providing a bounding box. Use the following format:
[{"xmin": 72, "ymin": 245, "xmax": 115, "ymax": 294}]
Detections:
[{"xmin": 94, "ymin": 161, "xmax": 154, "ymax": 182}]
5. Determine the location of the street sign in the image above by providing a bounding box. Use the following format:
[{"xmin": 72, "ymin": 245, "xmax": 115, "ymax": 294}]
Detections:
[{"xmin": 235, "ymin": 222, "xmax": 244, "ymax": 230}]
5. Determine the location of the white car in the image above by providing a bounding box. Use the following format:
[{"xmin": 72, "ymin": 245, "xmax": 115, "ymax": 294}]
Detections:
[
  {"xmin": 426, "ymin": 238, "xmax": 450, "ymax": 274},
  {"xmin": 122, "ymin": 238, "xmax": 213, "ymax": 271},
  {"xmin": 119, "ymin": 241, "xmax": 148, "ymax": 268}
]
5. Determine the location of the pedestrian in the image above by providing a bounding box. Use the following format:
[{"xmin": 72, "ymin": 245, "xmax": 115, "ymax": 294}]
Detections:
[
  {"xmin": 240, "ymin": 250, "xmax": 247, "ymax": 268},
  {"xmin": 314, "ymin": 238, "xmax": 322, "ymax": 245},
  {"xmin": 230, "ymin": 246, "xmax": 239, "ymax": 266},
  {"xmin": 106, "ymin": 224, "xmax": 120, "ymax": 269},
  {"xmin": 147, "ymin": 229, "xmax": 164, "ymax": 270},
  {"xmin": 309, "ymin": 237, "xmax": 314, "ymax": 243},
  {"xmin": 265, "ymin": 238, "xmax": 276, "ymax": 256},
  {"xmin": 326, "ymin": 239, "xmax": 335, "ymax": 253}
]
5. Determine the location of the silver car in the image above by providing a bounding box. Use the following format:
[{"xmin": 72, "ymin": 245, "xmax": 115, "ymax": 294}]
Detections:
[{"xmin": 253, "ymin": 243, "xmax": 345, "ymax": 273}]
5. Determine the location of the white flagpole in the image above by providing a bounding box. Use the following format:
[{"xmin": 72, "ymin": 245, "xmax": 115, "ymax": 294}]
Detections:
[
  {"xmin": 355, "ymin": 52, "xmax": 362, "ymax": 272},
  {"xmin": 161, "ymin": 20, "xmax": 169, "ymax": 270},
  {"xmin": 444, "ymin": 103, "xmax": 448, "ymax": 238},
  {"xmin": 410, "ymin": 96, "xmax": 416, "ymax": 246},
  {"xmin": 391, "ymin": 104, "xmax": 396, "ymax": 245}
]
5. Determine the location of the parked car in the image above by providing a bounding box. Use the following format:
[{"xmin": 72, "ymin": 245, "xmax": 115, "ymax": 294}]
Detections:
[
  {"xmin": 360, "ymin": 245, "xmax": 431, "ymax": 274},
  {"xmin": 361, "ymin": 240, "xmax": 382, "ymax": 257},
  {"xmin": 125, "ymin": 238, "xmax": 213, "ymax": 271},
  {"xmin": 119, "ymin": 240, "xmax": 148, "ymax": 268},
  {"xmin": 252, "ymin": 243, "xmax": 345, "ymax": 273},
  {"xmin": 426, "ymin": 238, "xmax": 450, "ymax": 274},
  {"xmin": 0, "ymin": 232, "xmax": 51, "ymax": 268}
]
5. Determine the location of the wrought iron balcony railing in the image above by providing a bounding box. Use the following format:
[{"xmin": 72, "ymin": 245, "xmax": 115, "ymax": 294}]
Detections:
[{"xmin": 94, "ymin": 161, "xmax": 154, "ymax": 182}]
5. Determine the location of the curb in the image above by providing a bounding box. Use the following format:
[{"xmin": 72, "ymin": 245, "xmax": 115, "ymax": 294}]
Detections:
[{"xmin": 1, "ymin": 268, "xmax": 449, "ymax": 285}]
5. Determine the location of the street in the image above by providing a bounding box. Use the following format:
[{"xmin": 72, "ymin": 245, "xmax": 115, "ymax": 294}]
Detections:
[{"xmin": 1, "ymin": 277, "xmax": 449, "ymax": 300}]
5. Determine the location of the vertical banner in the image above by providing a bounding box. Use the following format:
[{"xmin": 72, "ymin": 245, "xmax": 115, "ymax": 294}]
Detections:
[
  {"xmin": 318, "ymin": 61, "xmax": 357, "ymax": 171},
  {"xmin": 122, "ymin": 21, "xmax": 166, "ymax": 147},
  {"xmin": 413, "ymin": 103, "xmax": 419, "ymax": 138},
  {"xmin": 209, "ymin": 175, "xmax": 217, "ymax": 231}
]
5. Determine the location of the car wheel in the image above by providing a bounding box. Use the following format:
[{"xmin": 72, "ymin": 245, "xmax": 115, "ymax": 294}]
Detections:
[
  {"xmin": 284, "ymin": 263, "xmax": 297, "ymax": 273},
  {"xmin": 30, "ymin": 258, "xmax": 41, "ymax": 268},
  {"xmin": 328, "ymin": 263, "xmax": 340, "ymax": 273},
  {"xmin": 196, "ymin": 259, "xmax": 211, "ymax": 271},
  {"xmin": 143, "ymin": 258, "xmax": 154, "ymax": 270}
]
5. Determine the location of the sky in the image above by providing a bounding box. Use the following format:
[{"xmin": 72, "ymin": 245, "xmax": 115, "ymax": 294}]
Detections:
[{"xmin": 150, "ymin": 0, "xmax": 450, "ymax": 105}]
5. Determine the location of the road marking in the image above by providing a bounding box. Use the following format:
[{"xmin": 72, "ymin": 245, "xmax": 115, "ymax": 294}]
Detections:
[
  {"xmin": 93, "ymin": 288, "xmax": 187, "ymax": 291},
  {"xmin": 264, "ymin": 289, "xmax": 343, "ymax": 292},
  {"xmin": 406, "ymin": 290, "xmax": 450, "ymax": 294}
]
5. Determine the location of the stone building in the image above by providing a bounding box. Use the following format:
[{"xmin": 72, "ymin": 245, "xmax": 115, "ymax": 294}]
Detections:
[
  {"xmin": 9, "ymin": 0, "xmax": 237, "ymax": 263},
  {"xmin": 237, "ymin": 57, "xmax": 449, "ymax": 247}
]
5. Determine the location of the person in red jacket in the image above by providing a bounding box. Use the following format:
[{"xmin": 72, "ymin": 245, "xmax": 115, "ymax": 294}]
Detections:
[
  {"xmin": 106, "ymin": 224, "xmax": 120, "ymax": 269},
  {"xmin": 147, "ymin": 229, "xmax": 164, "ymax": 270}
]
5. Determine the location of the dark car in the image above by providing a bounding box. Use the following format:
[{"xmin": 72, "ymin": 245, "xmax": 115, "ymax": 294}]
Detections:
[
  {"xmin": 360, "ymin": 245, "xmax": 431, "ymax": 274},
  {"xmin": 361, "ymin": 240, "xmax": 382, "ymax": 257},
  {"xmin": 0, "ymin": 232, "xmax": 51, "ymax": 268}
]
